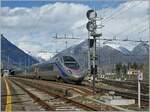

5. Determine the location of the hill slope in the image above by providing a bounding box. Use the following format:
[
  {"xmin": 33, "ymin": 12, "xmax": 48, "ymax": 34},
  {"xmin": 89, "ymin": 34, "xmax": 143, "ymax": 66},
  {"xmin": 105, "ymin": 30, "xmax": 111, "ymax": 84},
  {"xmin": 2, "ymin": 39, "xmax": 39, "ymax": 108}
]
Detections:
[{"xmin": 1, "ymin": 34, "xmax": 39, "ymax": 69}]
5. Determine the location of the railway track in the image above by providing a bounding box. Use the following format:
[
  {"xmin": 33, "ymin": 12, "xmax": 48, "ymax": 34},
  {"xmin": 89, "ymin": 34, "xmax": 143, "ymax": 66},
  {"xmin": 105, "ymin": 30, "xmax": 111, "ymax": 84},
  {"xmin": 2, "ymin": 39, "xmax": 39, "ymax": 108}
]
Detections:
[
  {"xmin": 43, "ymin": 80, "xmax": 93, "ymax": 95},
  {"xmin": 95, "ymin": 86, "xmax": 149, "ymax": 104},
  {"xmin": 83, "ymin": 79, "xmax": 149, "ymax": 104},
  {"xmin": 11, "ymin": 77, "xmax": 149, "ymax": 107},
  {"xmin": 9, "ymin": 77, "xmax": 108, "ymax": 111},
  {"xmin": 100, "ymin": 79, "xmax": 149, "ymax": 94},
  {"xmin": 9, "ymin": 79, "xmax": 55, "ymax": 111},
  {"xmin": 13, "ymin": 77, "xmax": 93, "ymax": 96},
  {"xmin": 50, "ymin": 80, "xmax": 149, "ymax": 104}
]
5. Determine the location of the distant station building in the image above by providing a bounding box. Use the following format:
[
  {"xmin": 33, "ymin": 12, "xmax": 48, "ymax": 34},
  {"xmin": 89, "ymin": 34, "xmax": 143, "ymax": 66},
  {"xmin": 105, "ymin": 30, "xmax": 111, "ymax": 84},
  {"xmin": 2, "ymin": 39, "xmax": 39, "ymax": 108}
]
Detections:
[
  {"xmin": 3, "ymin": 70, "xmax": 10, "ymax": 76},
  {"xmin": 127, "ymin": 68, "xmax": 138, "ymax": 75},
  {"xmin": 127, "ymin": 69, "xmax": 142, "ymax": 80}
]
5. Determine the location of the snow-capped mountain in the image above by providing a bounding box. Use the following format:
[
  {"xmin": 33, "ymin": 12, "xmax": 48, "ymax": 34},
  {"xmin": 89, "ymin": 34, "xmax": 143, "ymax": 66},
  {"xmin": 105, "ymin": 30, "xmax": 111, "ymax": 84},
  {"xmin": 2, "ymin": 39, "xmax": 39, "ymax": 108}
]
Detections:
[
  {"xmin": 31, "ymin": 52, "xmax": 59, "ymax": 62},
  {"xmin": 131, "ymin": 42, "xmax": 149, "ymax": 64},
  {"xmin": 37, "ymin": 52, "xmax": 56, "ymax": 61},
  {"xmin": 131, "ymin": 42, "xmax": 149, "ymax": 56},
  {"xmin": 105, "ymin": 44, "xmax": 131, "ymax": 55},
  {"xmin": 59, "ymin": 39, "xmax": 149, "ymax": 70}
]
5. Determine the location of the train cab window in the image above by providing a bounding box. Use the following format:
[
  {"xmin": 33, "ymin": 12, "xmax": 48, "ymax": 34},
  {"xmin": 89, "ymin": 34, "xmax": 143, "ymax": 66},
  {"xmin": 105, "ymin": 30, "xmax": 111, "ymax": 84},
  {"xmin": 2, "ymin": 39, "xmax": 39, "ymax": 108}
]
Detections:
[
  {"xmin": 64, "ymin": 62, "xmax": 79, "ymax": 69},
  {"xmin": 63, "ymin": 56, "xmax": 76, "ymax": 62},
  {"xmin": 63, "ymin": 56, "xmax": 79, "ymax": 69}
]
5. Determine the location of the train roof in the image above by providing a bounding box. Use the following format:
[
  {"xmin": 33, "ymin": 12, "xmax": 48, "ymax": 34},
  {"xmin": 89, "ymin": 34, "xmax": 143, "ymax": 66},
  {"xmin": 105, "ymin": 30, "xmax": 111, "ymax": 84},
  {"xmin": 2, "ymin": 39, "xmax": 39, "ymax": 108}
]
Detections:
[
  {"xmin": 30, "ymin": 54, "xmax": 77, "ymax": 68},
  {"xmin": 31, "ymin": 60, "xmax": 55, "ymax": 67}
]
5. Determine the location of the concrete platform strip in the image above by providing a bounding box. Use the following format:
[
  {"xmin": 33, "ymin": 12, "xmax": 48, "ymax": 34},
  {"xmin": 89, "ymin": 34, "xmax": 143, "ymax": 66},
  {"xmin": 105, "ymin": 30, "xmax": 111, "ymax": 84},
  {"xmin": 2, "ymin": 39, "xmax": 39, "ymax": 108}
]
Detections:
[
  {"xmin": 4, "ymin": 78, "xmax": 12, "ymax": 112},
  {"xmin": 87, "ymin": 96, "xmax": 136, "ymax": 112}
]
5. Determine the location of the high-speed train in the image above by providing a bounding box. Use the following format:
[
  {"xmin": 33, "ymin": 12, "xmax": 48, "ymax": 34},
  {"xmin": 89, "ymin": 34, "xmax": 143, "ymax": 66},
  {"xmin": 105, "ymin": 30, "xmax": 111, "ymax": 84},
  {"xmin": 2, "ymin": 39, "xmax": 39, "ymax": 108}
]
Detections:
[{"xmin": 16, "ymin": 55, "xmax": 85, "ymax": 84}]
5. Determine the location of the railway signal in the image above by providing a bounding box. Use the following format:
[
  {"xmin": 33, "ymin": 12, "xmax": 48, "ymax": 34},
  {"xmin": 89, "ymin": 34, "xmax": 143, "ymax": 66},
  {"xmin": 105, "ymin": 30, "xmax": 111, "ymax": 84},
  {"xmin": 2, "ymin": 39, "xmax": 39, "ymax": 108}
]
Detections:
[
  {"xmin": 86, "ymin": 9, "xmax": 97, "ymax": 20},
  {"xmin": 86, "ymin": 9, "xmax": 103, "ymax": 95}
]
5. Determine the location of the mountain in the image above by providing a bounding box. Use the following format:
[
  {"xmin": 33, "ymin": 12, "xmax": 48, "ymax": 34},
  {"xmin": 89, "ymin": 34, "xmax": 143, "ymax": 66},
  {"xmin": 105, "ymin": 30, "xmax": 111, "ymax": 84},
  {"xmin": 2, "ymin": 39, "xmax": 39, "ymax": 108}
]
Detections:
[
  {"xmin": 59, "ymin": 39, "xmax": 149, "ymax": 72},
  {"xmin": 131, "ymin": 42, "xmax": 149, "ymax": 56},
  {"xmin": 1, "ymin": 34, "xmax": 39, "ymax": 69},
  {"xmin": 131, "ymin": 42, "xmax": 149, "ymax": 64},
  {"xmin": 108, "ymin": 45, "xmax": 130, "ymax": 55},
  {"xmin": 131, "ymin": 42, "xmax": 149, "ymax": 82},
  {"xmin": 98, "ymin": 45, "xmax": 130, "ymax": 64}
]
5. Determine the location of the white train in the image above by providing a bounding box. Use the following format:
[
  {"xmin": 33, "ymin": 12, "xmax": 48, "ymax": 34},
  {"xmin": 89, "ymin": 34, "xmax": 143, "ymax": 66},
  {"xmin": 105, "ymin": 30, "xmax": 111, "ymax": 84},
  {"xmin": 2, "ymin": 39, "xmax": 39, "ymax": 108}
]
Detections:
[{"xmin": 16, "ymin": 55, "xmax": 85, "ymax": 84}]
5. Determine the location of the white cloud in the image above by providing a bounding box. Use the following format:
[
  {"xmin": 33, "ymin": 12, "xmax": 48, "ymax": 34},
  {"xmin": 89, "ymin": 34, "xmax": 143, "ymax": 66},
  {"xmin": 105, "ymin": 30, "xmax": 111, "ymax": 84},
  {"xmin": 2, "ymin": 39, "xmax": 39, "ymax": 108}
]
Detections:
[
  {"xmin": 97, "ymin": 1, "xmax": 149, "ymax": 49},
  {"xmin": 37, "ymin": 52, "xmax": 56, "ymax": 61},
  {"xmin": 1, "ymin": 1, "xmax": 149, "ymax": 57}
]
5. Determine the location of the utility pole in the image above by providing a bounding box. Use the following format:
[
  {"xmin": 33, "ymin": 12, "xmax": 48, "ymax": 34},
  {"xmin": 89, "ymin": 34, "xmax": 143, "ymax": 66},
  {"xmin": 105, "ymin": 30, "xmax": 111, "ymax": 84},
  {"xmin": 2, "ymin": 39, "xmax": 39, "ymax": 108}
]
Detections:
[
  {"xmin": 27, "ymin": 51, "xmax": 31, "ymax": 68},
  {"xmin": 137, "ymin": 70, "xmax": 143, "ymax": 109},
  {"xmin": 7, "ymin": 56, "xmax": 9, "ymax": 69},
  {"xmin": 86, "ymin": 10, "xmax": 103, "ymax": 95},
  {"xmin": 24, "ymin": 56, "xmax": 27, "ymax": 76},
  {"xmin": 97, "ymin": 38, "xmax": 149, "ymax": 43},
  {"xmin": 88, "ymin": 32, "xmax": 91, "ymax": 76},
  {"xmin": 65, "ymin": 41, "xmax": 68, "ymax": 49},
  {"xmin": 93, "ymin": 37, "xmax": 96, "ymax": 95}
]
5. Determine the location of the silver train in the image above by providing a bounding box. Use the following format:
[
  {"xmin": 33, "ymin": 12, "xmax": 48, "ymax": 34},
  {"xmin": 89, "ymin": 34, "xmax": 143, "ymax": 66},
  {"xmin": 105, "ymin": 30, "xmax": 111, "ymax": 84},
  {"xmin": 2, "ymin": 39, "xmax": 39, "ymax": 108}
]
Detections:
[{"xmin": 17, "ymin": 55, "xmax": 85, "ymax": 84}]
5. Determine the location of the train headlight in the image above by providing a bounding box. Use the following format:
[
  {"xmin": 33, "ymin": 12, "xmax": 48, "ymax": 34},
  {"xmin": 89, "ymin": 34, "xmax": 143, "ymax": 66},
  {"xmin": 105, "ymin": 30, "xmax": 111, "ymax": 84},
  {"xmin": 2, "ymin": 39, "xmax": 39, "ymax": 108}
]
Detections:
[{"xmin": 67, "ymin": 70, "xmax": 72, "ymax": 74}]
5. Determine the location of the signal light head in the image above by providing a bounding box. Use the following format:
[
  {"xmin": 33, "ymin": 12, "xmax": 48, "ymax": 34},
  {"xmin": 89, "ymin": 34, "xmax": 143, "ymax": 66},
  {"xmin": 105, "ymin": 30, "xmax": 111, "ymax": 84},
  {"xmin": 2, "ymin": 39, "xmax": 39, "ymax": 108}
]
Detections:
[
  {"xmin": 86, "ymin": 9, "xmax": 97, "ymax": 20},
  {"xmin": 86, "ymin": 21, "xmax": 96, "ymax": 32}
]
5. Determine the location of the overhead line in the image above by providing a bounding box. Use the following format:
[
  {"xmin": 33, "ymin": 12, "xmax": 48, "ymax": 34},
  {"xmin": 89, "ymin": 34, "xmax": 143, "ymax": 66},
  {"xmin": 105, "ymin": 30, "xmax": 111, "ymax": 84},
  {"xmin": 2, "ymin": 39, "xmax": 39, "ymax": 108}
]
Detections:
[
  {"xmin": 120, "ymin": 25, "xmax": 149, "ymax": 38},
  {"xmin": 115, "ymin": 17, "xmax": 149, "ymax": 37},
  {"xmin": 103, "ymin": 1, "xmax": 143, "ymax": 23},
  {"xmin": 102, "ymin": 2, "xmax": 131, "ymax": 21}
]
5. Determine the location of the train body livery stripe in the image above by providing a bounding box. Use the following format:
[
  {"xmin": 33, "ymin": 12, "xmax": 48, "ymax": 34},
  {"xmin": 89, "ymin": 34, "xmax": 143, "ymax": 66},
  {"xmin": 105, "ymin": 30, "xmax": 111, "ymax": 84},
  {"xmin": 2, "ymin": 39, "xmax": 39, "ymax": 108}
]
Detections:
[
  {"xmin": 54, "ymin": 62, "xmax": 70, "ymax": 82},
  {"xmin": 55, "ymin": 63, "xmax": 67, "ymax": 77}
]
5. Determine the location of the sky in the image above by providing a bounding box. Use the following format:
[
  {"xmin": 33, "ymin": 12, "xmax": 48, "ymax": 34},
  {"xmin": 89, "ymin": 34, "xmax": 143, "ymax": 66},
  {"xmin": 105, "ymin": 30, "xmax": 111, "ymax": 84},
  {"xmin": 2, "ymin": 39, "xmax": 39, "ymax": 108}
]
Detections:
[
  {"xmin": 1, "ymin": 0, "xmax": 125, "ymax": 9},
  {"xmin": 1, "ymin": 0, "xmax": 149, "ymax": 60}
]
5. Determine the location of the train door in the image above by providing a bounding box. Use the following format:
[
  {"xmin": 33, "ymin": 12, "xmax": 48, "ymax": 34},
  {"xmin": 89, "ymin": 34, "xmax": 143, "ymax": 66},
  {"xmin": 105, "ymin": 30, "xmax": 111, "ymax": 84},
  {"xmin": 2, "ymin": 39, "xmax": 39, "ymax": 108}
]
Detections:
[{"xmin": 42, "ymin": 63, "xmax": 54, "ymax": 80}]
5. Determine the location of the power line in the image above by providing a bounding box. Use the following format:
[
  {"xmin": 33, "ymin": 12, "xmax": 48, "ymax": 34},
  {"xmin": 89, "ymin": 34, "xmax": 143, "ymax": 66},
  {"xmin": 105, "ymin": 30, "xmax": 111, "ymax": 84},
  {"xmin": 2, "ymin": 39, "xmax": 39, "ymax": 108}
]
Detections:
[
  {"xmin": 103, "ymin": 1, "xmax": 143, "ymax": 23},
  {"xmin": 53, "ymin": 33, "xmax": 80, "ymax": 39},
  {"xmin": 97, "ymin": 37, "xmax": 149, "ymax": 43},
  {"xmin": 53, "ymin": 33, "xmax": 80, "ymax": 49},
  {"xmin": 115, "ymin": 17, "xmax": 149, "ymax": 37},
  {"xmin": 102, "ymin": 2, "xmax": 131, "ymax": 21},
  {"xmin": 78, "ymin": 1, "xmax": 145, "ymax": 37},
  {"xmin": 28, "ymin": 9, "xmax": 43, "ymax": 38},
  {"xmin": 119, "ymin": 25, "xmax": 149, "ymax": 38}
]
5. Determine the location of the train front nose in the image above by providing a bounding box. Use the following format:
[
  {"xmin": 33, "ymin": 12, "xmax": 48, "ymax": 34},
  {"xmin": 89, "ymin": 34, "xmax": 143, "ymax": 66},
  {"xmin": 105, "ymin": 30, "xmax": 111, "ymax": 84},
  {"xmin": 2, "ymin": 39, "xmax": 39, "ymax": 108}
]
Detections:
[
  {"xmin": 62, "ymin": 56, "xmax": 84, "ymax": 83},
  {"xmin": 68, "ymin": 69, "xmax": 84, "ymax": 81}
]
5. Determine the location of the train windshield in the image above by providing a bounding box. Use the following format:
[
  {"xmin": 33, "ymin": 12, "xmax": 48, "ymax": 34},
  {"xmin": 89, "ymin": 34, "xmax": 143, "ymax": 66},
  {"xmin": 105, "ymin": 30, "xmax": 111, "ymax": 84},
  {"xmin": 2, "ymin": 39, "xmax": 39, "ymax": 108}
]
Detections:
[{"xmin": 63, "ymin": 56, "xmax": 79, "ymax": 69}]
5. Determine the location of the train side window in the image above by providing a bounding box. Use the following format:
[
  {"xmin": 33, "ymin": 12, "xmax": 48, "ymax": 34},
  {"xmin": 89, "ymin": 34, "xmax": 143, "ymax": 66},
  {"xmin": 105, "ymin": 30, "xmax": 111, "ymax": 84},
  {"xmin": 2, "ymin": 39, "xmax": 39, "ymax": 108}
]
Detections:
[
  {"xmin": 48, "ymin": 64, "xmax": 54, "ymax": 71},
  {"xmin": 39, "ymin": 64, "xmax": 54, "ymax": 71}
]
